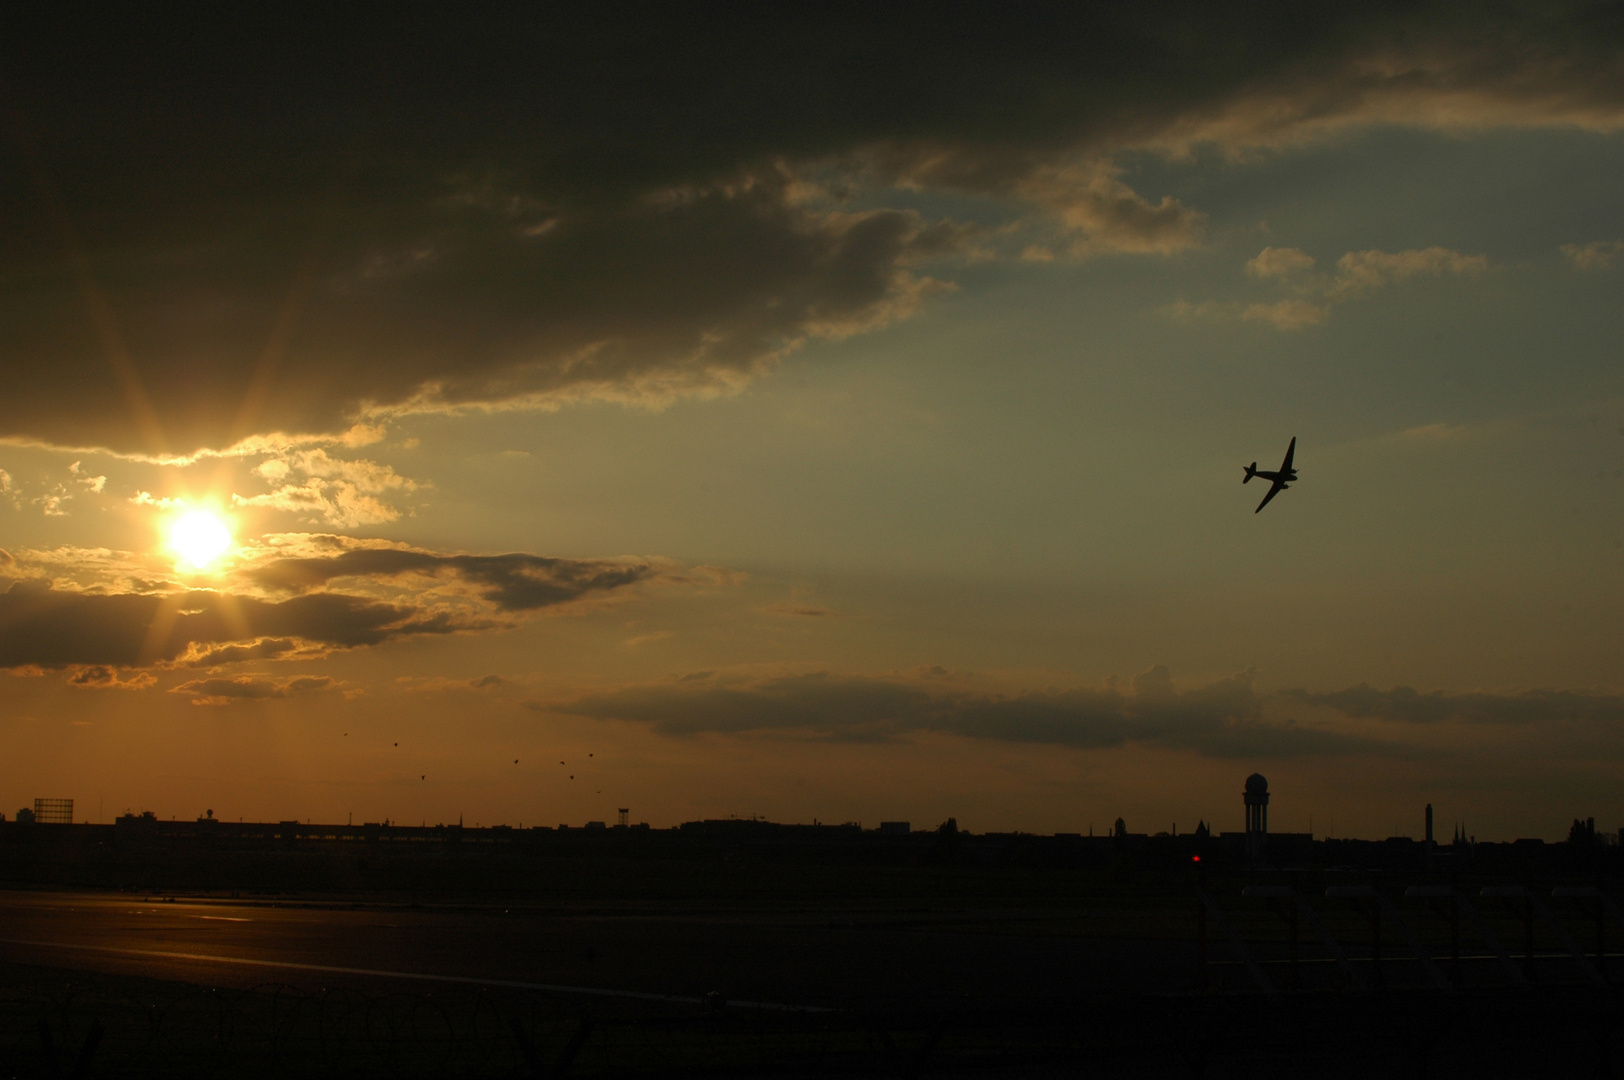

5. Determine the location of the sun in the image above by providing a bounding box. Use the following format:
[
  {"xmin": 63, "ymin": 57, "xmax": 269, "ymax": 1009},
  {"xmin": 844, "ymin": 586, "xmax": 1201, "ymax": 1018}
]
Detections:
[{"xmin": 169, "ymin": 509, "xmax": 233, "ymax": 571}]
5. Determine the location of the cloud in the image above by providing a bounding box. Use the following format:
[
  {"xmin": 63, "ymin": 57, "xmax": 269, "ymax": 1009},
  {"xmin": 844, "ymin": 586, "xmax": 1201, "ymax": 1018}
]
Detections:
[
  {"xmin": 1285, "ymin": 684, "xmax": 1624, "ymax": 725},
  {"xmin": 1202, "ymin": 245, "xmax": 1488, "ymax": 332},
  {"xmin": 169, "ymin": 674, "xmax": 339, "ymax": 706},
  {"xmin": 67, "ymin": 461, "xmax": 106, "ymax": 493},
  {"xmin": 1246, "ymin": 247, "xmax": 1315, "ymax": 279},
  {"xmin": 0, "ymin": 534, "xmax": 699, "ymax": 671},
  {"xmin": 0, "ymin": 580, "xmax": 472, "ymax": 669},
  {"xmin": 1015, "ymin": 165, "xmax": 1205, "ymax": 256},
  {"xmin": 176, "ymin": 638, "xmax": 305, "ymax": 668},
  {"xmin": 65, "ymin": 665, "xmax": 155, "ymax": 690},
  {"xmin": 246, "ymin": 548, "xmax": 663, "ymax": 612},
  {"xmin": 0, "ymin": 165, "xmax": 971, "ymax": 456},
  {"xmin": 36, "ymin": 487, "xmax": 70, "ymax": 516},
  {"xmin": 1241, "ymin": 299, "xmax": 1329, "ymax": 330},
  {"xmin": 1561, "ymin": 240, "xmax": 1624, "ymax": 270},
  {"xmin": 232, "ymin": 448, "xmax": 420, "ymax": 526},
  {"xmin": 231, "ymin": 482, "xmax": 400, "ymax": 528},
  {"xmin": 1324, "ymin": 246, "xmax": 1489, "ymax": 300},
  {"xmin": 3, "ymin": 8, "xmax": 1621, "ymax": 453},
  {"xmin": 554, "ymin": 665, "xmax": 1386, "ymax": 758}
]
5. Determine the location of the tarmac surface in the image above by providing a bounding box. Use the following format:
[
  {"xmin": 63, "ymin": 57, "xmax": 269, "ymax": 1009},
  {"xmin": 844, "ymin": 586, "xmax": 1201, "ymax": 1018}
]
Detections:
[
  {"xmin": 0, "ymin": 889, "xmax": 1194, "ymax": 1011},
  {"xmin": 4, "ymin": 887, "xmax": 1624, "ymax": 1076}
]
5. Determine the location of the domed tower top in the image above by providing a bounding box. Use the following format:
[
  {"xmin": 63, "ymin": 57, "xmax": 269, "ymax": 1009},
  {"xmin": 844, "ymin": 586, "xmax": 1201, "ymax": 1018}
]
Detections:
[{"xmin": 1243, "ymin": 773, "xmax": 1269, "ymax": 837}]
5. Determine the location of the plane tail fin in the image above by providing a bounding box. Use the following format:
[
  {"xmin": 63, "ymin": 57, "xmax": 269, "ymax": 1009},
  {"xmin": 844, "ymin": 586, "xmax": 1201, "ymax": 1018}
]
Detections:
[{"xmin": 1243, "ymin": 462, "xmax": 1257, "ymax": 483}]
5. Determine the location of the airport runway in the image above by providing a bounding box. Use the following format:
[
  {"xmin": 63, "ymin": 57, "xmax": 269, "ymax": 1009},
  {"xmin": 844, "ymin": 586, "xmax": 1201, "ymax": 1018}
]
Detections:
[
  {"xmin": 0, "ymin": 889, "xmax": 1193, "ymax": 1010},
  {"xmin": 7, "ymin": 889, "xmax": 1624, "ymax": 1078}
]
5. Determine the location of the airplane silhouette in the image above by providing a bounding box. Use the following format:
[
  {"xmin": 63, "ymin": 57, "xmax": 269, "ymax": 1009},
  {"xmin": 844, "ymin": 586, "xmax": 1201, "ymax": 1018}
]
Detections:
[{"xmin": 1243, "ymin": 437, "xmax": 1297, "ymax": 513}]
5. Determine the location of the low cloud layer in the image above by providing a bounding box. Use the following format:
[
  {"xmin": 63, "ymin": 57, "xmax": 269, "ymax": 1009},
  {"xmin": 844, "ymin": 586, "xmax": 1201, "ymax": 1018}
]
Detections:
[
  {"xmin": 0, "ymin": 581, "xmax": 465, "ymax": 669},
  {"xmin": 552, "ymin": 668, "xmax": 1624, "ymax": 757},
  {"xmin": 553, "ymin": 666, "xmax": 1386, "ymax": 758},
  {"xmin": 169, "ymin": 674, "xmax": 338, "ymax": 706},
  {"xmin": 3, "ymin": 7, "xmax": 1621, "ymax": 454},
  {"xmin": 1286, "ymin": 684, "xmax": 1624, "ymax": 726},
  {"xmin": 247, "ymin": 548, "xmax": 661, "ymax": 612},
  {"xmin": 0, "ymin": 535, "xmax": 675, "ymax": 670}
]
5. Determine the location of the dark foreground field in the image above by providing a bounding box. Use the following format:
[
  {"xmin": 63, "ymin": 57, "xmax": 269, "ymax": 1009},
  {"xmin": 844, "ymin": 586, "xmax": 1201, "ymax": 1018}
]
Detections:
[
  {"xmin": 4, "ymin": 952, "xmax": 1622, "ymax": 1079},
  {"xmin": 1, "ymin": 884, "xmax": 1622, "ymax": 1078},
  {"xmin": 2, "ymin": 828, "xmax": 1622, "ymax": 1076}
]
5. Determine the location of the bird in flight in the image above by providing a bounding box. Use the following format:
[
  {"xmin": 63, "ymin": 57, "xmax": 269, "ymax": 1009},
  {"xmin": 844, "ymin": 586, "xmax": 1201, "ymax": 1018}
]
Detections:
[{"xmin": 1243, "ymin": 437, "xmax": 1297, "ymax": 513}]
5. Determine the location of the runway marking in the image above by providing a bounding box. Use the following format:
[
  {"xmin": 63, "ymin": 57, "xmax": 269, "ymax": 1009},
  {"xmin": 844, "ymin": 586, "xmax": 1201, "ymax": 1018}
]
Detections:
[
  {"xmin": 0, "ymin": 939, "xmax": 830, "ymax": 1012},
  {"xmin": 188, "ymin": 915, "xmax": 252, "ymax": 923}
]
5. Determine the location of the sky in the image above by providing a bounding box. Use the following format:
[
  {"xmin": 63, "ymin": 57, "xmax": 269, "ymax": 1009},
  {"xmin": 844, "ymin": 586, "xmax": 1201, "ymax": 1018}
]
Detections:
[{"xmin": 2, "ymin": 5, "xmax": 1623, "ymax": 839}]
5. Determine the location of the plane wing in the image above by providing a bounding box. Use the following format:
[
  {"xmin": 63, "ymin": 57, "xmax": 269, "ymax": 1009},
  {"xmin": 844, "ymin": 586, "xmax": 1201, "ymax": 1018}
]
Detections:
[
  {"xmin": 1278, "ymin": 436, "xmax": 1296, "ymax": 474},
  {"xmin": 1254, "ymin": 479, "xmax": 1286, "ymax": 513}
]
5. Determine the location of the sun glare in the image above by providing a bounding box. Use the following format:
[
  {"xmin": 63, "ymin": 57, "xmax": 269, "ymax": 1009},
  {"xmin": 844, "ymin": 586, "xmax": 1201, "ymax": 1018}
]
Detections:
[{"xmin": 170, "ymin": 510, "xmax": 233, "ymax": 571}]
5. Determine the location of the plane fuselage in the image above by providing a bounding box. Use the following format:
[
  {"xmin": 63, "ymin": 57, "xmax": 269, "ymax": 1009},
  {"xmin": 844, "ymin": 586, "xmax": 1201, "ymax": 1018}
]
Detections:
[{"xmin": 1243, "ymin": 436, "xmax": 1298, "ymax": 512}]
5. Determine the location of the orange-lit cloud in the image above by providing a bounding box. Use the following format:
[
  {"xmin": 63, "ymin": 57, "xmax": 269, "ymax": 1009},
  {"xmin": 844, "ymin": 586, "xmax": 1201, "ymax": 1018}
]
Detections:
[
  {"xmin": 1014, "ymin": 164, "xmax": 1205, "ymax": 256},
  {"xmin": 169, "ymin": 674, "xmax": 340, "ymax": 706},
  {"xmin": 0, "ymin": 533, "xmax": 715, "ymax": 672},
  {"xmin": 1324, "ymin": 246, "xmax": 1490, "ymax": 300},
  {"xmin": 65, "ymin": 665, "xmax": 155, "ymax": 690},
  {"xmin": 1189, "ymin": 245, "xmax": 1489, "ymax": 330},
  {"xmin": 1240, "ymin": 299, "xmax": 1329, "ymax": 331},
  {"xmin": 1561, "ymin": 239, "xmax": 1624, "ymax": 270},
  {"xmin": 1246, "ymin": 247, "xmax": 1316, "ymax": 280}
]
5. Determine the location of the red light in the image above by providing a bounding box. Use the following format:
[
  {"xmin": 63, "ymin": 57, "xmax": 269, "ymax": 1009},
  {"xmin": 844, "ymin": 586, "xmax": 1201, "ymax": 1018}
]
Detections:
[{"xmin": 1192, "ymin": 856, "xmax": 1201, "ymax": 862}]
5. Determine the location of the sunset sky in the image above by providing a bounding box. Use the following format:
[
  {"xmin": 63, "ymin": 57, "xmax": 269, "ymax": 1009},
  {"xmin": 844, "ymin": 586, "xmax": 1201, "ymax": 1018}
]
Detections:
[{"xmin": 3, "ymin": 6, "xmax": 1624, "ymax": 839}]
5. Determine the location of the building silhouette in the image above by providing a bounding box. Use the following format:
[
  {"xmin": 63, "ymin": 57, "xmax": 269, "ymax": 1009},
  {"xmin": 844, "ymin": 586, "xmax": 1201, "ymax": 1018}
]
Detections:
[
  {"xmin": 33, "ymin": 798, "xmax": 73, "ymax": 825},
  {"xmin": 1243, "ymin": 774, "xmax": 1268, "ymax": 861}
]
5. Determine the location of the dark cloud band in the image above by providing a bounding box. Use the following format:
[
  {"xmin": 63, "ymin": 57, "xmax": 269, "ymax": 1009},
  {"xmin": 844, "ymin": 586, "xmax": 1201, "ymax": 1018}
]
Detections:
[
  {"xmin": 3, "ymin": 5, "xmax": 1619, "ymax": 454},
  {"xmin": 1284, "ymin": 684, "xmax": 1624, "ymax": 725},
  {"xmin": 552, "ymin": 666, "xmax": 1386, "ymax": 758},
  {"xmin": 0, "ymin": 581, "xmax": 462, "ymax": 668},
  {"xmin": 247, "ymin": 549, "xmax": 658, "ymax": 611}
]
